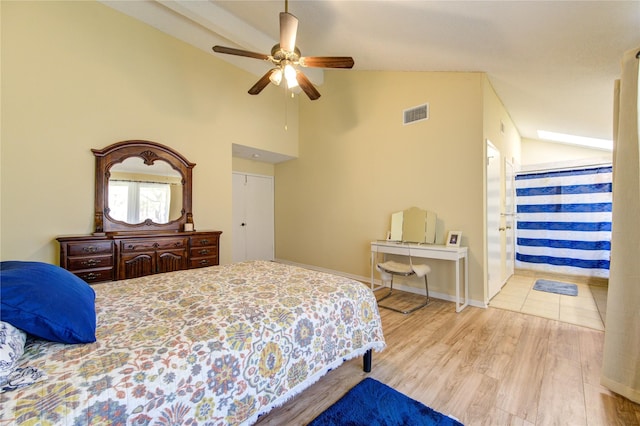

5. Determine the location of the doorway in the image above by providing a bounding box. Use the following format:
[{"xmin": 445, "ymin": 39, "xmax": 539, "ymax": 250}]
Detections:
[
  {"xmin": 232, "ymin": 173, "xmax": 275, "ymax": 262},
  {"xmin": 504, "ymin": 159, "xmax": 516, "ymax": 280},
  {"xmin": 514, "ymin": 163, "xmax": 612, "ymax": 278}
]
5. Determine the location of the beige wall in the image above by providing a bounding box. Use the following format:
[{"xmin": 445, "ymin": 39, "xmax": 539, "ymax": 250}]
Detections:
[
  {"xmin": 483, "ymin": 78, "xmax": 521, "ymax": 168},
  {"xmin": 232, "ymin": 157, "xmax": 275, "ymax": 176},
  {"xmin": 275, "ymin": 70, "xmax": 490, "ymax": 303},
  {"xmin": 521, "ymin": 137, "xmax": 612, "ymax": 166},
  {"xmin": 0, "ymin": 1, "xmax": 297, "ymax": 264}
]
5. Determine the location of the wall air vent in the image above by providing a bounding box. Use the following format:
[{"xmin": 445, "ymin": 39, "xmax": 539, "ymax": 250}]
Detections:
[{"xmin": 403, "ymin": 103, "xmax": 429, "ymax": 125}]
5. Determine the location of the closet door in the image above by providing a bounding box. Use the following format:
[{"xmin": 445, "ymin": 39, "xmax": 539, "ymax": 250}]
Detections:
[{"xmin": 232, "ymin": 173, "xmax": 275, "ymax": 262}]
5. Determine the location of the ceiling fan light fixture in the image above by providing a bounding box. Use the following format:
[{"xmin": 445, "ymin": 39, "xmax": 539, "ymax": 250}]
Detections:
[
  {"xmin": 283, "ymin": 63, "xmax": 298, "ymax": 88},
  {"xmin": 211, "ymin": 0, "xmax": 353, "ymax": 100},
  {"xmin": 269, "ymin": 68, "xmax": 283, "ymax": 86}
]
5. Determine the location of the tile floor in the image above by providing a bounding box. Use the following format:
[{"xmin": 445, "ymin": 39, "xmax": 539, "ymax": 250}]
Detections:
[{"xmin": 489, "ymin": 271, "xmax": 608, "ymax": 331}]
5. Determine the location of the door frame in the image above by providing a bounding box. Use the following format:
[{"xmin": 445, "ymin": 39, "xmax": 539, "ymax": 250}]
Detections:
[
  {"xmin": 486, "ymin": 140, "xmax": 502, "ymax": 302},
  {"xmin": 503, "ymin": 158, "xmax": 516, "ymax": 282}
]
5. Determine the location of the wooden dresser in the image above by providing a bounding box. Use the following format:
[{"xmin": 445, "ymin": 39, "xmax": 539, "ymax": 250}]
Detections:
[
  {"xmin": 57, "ymin": 231, "xmax": 221, "ymax": 283},
  {"xmin": 62, "ymin": 140, "xmax": 223, "ymax": 284}
]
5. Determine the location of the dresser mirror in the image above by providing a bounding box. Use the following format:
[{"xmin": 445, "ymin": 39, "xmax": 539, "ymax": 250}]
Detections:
[
  {"xmin": 93, "ymin": 140, "xmax": 195, "ymax": 234},
  {"xmin": 108, "ymin": 157, "xmax": 183, "ymax": 224}
]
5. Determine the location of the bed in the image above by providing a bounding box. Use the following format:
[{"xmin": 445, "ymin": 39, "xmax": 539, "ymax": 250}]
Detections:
[{"xmin": 0, "ymin": 260, "xmax": 386, "ymax": 425}]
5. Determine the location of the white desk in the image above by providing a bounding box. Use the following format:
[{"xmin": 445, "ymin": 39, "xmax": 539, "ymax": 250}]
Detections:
[{"xmin": 370, "ymin": 241, "xmax": 469, "ymax": 312}]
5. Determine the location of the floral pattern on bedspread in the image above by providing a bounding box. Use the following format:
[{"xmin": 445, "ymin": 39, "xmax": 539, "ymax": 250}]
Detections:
[{"xmin": 0, "ymin": 261, "xmax": 385, "ymax": 425}]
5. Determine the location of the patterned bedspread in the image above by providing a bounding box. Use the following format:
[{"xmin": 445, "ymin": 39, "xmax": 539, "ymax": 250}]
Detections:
[{"xmin": 0, "ymin": 261, "xmax": 386, "ymax": 425}]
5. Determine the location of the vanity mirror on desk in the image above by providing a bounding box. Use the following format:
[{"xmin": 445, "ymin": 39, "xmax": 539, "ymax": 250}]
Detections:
[
  {"xmin": 371, "ymin": 207, "xmax": 469, "ymax": 312},
  {"xmin": 57, "ymin": 140, "xmax": 221, "ymax": 284}
]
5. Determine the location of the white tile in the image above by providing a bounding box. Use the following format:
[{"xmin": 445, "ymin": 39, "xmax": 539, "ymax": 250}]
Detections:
[
  {"xmin": 527, "ymin": 290, "xmax": 561, "ymax": 303},
  {"xmin": 491, "ymin": 272, "xmax": 606, "ymax": 330},
  {"xmin": 560, "ymin": 295, "xmax": 598, "ymax": 311}
]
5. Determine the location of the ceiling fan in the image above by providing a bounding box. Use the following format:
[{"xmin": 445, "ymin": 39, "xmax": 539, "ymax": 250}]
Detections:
[{"xmin": 212, "ymin": 0, "xmax": 354, "ymax": 100}]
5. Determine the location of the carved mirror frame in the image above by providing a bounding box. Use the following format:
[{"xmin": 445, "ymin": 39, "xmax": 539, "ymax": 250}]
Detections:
[{"xmin": 92, "ymin": 140, "xmax": 195, "ymax": 234}]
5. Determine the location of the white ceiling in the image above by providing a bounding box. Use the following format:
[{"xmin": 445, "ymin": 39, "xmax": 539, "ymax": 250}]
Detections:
[{"xmin": 103, "ymin": 0, "xmax": 639, "ymax": 151}]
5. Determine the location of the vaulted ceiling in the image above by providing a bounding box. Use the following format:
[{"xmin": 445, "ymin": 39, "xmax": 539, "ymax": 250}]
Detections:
[{"xmin": 102, "ymin": 0, "xmax": 639, "ymax": 146}]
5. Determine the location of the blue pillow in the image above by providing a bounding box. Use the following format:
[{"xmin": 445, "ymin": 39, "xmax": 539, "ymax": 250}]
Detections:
[{"xmin": 0, "ymin": 261, "xmax": 96, "ymax": 344}]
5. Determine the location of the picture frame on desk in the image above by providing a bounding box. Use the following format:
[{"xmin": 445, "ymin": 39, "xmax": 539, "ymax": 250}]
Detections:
[{"xmin": 446, "ymin": 231, "xmax": 462, "ymax": 247}]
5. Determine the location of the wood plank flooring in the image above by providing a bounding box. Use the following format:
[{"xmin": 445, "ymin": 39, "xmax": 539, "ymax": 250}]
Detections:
[{"xmin": 256, "ymin": 292, "xmax": 640, "ymax": 425}]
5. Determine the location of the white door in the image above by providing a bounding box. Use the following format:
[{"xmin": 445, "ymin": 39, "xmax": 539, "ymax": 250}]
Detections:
[
  {"xmin": 504, "ymin": 159, "xmax": 516, "ymax": 280},
  {"xmin": 486, "ymin": 141, "xmax": 502, "ymax": 301},
  {"xmin": 232, "ymin": 173, "xmax": 274, "ymax": 262}
]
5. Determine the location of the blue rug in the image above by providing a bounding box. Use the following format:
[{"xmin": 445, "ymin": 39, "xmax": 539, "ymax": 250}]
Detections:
[
  {"xmin": 533, "ymin": 279, "xmax": 578, "ymax": 296},
  {"xmin": 308, "ymin": 378, "xmax": 463, "ymax": 426}
]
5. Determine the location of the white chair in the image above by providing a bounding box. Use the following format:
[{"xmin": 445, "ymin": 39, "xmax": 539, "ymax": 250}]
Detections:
[{"xmin": 376, "ymin": 260, "xmax": 430, "ymax": 314}]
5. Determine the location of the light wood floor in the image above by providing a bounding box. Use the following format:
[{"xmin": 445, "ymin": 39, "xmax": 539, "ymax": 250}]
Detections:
[{"xmin": 256, "ymin": 293, "xmax": 640, "ymax": 425}]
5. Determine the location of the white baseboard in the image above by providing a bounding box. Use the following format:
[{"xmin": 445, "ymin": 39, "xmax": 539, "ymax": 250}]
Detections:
[{"xmin": 274, "ymin": 258, "xmax": 486, "ymax": 309}]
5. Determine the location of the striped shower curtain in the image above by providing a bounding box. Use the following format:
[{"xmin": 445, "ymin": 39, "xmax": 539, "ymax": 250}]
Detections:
[{"xmin": 515, "ymin": 165, "xmax": 612, "ymax": 278}]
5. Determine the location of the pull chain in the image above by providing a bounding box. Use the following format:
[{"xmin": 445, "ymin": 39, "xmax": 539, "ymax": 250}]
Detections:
[
  {"xmin": 284, "ymin": 87, "xmax": 288, "ymax": 131},
  {"xmin": 284, "ymin": 88, "xmax": 295, "ymax": 131}
]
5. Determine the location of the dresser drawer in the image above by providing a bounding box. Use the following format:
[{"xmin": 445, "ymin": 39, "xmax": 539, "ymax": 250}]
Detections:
[
  {"xmin": 73, "ymin": 268, "xmax": 114, "ymax": 283},
  {"xmin": 190, "ymin": 235, "xmax": 218, "ymax": 248},
  {"xmin": 67, "ymin": 255, "xmax": 113, "ymax": 271},
  {"xmin": 189, "ymin": 246, "xmax": 217, "ymax": 258},
  {"xmin": 120, "ymin": 238, "xmax": 188, "ymax": 252},
  {"xmin": 67, "ymin": 241, "xmax": 113, "ymax": 257},
  {"xmin": 189, "ymin": 256, "xmax": 218, "ymax": 268}
]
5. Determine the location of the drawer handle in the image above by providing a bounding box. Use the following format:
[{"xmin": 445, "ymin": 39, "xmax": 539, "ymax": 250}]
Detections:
[
  {"xmin": 82, "ymin": 259, "xmax": 100, "ymax": 267},
  {"xmin": 153, "ymin": 243, "xmax": 159, "ymax": 248},
  {"xmin": 198, "ymin": 249, "xmax": 210, "ymax": 255},
  {"xmin": 200, "ymin": 239, "xmax": 209, "ymax": 245},
  {"xmin": 199, "ymin": 259, "xmax": 210, "ymax": 265},
  {"xmin": 174, "ymin": 242, "xmax": 182, "ymax": 247},
  {"xmin": 85, "ymin": 273, "xmax": 99, "ymax": 281},
  {"xmin": 82, "ymin": 246, "xmax": 98, "ymax": 253}
]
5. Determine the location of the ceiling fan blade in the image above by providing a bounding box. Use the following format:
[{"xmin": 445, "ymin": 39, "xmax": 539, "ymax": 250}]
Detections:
[
  {"xmin": 280, "ymin": 12, "xmax": 298, "ymax": 52},
  {"xmin": 212, "ymin": 45, "xmax": 269, "ymax": 61},
  {"xmin": 300, "ymin": 56, "xmax": 355, "ymax": 69},
  {"xmin": 248, "ymin": 69, "xmax": 277, "ymax": 95},
  {"xmin": 296, "ymin": 71, "xmax": 321, "ymax": 100}
]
